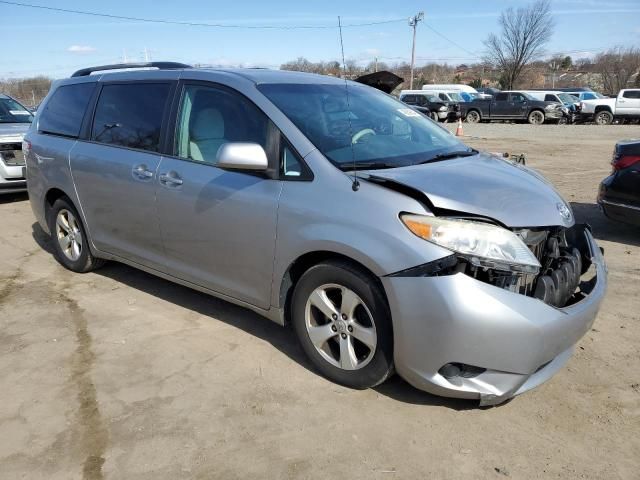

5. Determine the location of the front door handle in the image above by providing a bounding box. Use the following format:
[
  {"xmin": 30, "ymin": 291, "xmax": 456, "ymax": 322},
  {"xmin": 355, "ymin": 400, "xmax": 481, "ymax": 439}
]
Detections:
[
  {"xmin": 159, "ymin": 171, "xmax": 183, "ymax": 187},
  {"xmin": 132, "ymin": 164, "xmax": 154, "ymax": 181}
]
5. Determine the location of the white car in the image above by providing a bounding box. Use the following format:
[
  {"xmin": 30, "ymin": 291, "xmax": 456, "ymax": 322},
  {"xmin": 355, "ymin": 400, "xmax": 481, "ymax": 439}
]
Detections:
[
  {"xmin": 580, "ymin": 89, "xmax": 640, "ymax": 125},
  {"xmin": 0, "ymin": 94, "xmax": 33, "ymax": 194}
]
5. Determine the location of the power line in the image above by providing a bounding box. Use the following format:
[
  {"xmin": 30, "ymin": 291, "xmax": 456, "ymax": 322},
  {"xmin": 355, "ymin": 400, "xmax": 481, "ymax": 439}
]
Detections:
[
  {"xmin": 423, "ymin": 23, "xmax": 479, "ymax": 56},
  {"xmin": 0, "ymin": 1, "xmax": 407, "ymax": 29}
]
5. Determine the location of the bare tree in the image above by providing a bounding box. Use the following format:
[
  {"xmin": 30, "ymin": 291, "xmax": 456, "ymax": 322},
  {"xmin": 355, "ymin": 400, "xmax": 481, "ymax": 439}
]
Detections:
[
  {"xmin": 483, "ymin": 0, "xmax": 554, "ymax": 90},
  {"xmin": 593, "ymin": 47, "xmax": 640, "ymax": 94},
  {"xmin": 0, "ymin": 76, "xmax": 52, "ymax": 107}
]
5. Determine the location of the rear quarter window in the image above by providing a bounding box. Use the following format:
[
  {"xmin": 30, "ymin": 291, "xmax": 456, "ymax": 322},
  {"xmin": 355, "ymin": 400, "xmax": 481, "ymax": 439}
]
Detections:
[
  {"xmin": 622, "ymin": 90, "xmax": 640, "ymax": 99},
  {"xmin": 495, "ymin": 93, "xmax": 508, "ymax": 101},
  {"xmin": 91, "ymin": 83, "xmax": 171, "ymax": 152},
  {"xmin": 38, "ymin": 83, "xmax": 95, "ymax": 138}
]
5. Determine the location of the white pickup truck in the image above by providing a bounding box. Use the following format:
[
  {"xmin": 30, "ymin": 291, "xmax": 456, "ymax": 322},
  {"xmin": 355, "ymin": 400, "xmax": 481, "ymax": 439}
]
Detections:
[{"xmin": 580, "ymin": 89, "xmax": 640, "ymax": 125}]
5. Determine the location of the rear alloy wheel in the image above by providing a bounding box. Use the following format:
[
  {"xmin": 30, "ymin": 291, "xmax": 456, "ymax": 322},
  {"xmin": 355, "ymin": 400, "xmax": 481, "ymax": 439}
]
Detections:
[
  {"xmin": 465, "ymin": 110, "xmax": 481, "ymax": 123},
  {"xmin": 291, "ymin": 261, "xmax": 394, "ymax": 389},
  {"xmin": 594, "ymin": 110, "xmax": 613, "ymax": 125},
  {"xmin": 528, "ymin": 110, "xmax": 545, "ymax": 125},
  {"xmin": 48, "ymin": 197, "xmax": 105, "ymax": 273}
]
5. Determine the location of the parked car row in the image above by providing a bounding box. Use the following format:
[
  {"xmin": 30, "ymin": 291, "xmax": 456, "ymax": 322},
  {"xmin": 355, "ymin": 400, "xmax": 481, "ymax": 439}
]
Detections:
[
  {"xmin": 400, "ymin": 84, "xmax": 640, "ymax": 126},
  {"xmin": 0, "ymin": 93, "xmax": 31, "ymax": 194}
]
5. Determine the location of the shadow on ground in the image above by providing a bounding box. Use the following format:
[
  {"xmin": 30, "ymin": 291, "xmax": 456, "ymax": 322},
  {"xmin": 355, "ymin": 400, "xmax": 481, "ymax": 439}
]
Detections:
[
  {"xmin": 0, "ymin": 192, "xmax": 28, "ymax": 205},
  {"xmin": 571, "ymin": 202, "xmax": 640, "ymax": 247},
  {"xmin": 32, "ymin": 223, "xmax": 475, "ymax": 410}
]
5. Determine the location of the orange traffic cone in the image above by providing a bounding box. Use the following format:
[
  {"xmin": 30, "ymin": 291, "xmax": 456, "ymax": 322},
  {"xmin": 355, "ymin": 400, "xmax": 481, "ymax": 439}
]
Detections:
[{"xmin": 455, "ymin": 118, "xmax": 464, "ymax": 137}]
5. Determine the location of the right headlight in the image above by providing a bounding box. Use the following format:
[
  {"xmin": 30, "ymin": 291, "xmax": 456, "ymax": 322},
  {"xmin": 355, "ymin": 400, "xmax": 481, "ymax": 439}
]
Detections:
[
  {"xmin": 400, "ymin": 214, "xmax": 541, "ymax": 274},
  {"xmin": 438, "ymin": 105, "xmax": 448, "ymax": 111}
]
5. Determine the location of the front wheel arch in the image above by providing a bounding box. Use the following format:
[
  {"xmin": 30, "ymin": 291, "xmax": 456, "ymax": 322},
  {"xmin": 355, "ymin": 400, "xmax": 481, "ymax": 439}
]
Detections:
[{"xmin": 279, "ymin": 251, "xmax": 385, "ymax": 326}]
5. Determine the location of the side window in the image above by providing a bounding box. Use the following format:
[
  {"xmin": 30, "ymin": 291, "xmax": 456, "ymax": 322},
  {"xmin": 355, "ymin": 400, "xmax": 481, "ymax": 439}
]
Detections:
[
  {"xmin": 39, "ymin": 83, "xmax": 94, "ymax": 138},
  {"xmin": 495, "ymin": 92, "xmax": 508, "ymax": 101},
  {"xmin": 438, "ymin": 93, "xmax": 447, "ymax": 101},
  {"xmin": 545, "ymin": 94, "xmax": 556, "ymax": 102},
  {"xmin": 282, "ymin": 146, "xmax": 302, "ymax": 177},
  {"xmin": 175, "ymin": 85, "xmax": 268, "ymax": 164},
  {"xmin": 91, "ymin": 83, "xmax": 170, "ymax": 152},
  {"xmin": 510, "ymin": 93, "xmax": 525, "ymax": 102},
  {"xmin": 583, "ymin": 93, "xmax": 595, "ymax": 100},
  {"xmin": 622, "ymin": 90, "xmax": 640, "ymax": 99}
]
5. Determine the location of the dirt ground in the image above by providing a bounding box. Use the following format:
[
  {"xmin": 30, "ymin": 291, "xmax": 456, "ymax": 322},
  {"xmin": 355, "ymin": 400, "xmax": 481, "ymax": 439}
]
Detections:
[{"xmin": 1, "ymin": 124, "xmax": 639, "ymax": 480}]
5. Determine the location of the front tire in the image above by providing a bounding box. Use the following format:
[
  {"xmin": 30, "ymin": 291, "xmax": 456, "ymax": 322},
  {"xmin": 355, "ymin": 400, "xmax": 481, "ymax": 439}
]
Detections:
[
  {"xmin": 594, "ymin": 110, "xmax": 613, "ymax": 125},
  {"xmin": 291, "ymin": 260, "xmax": 394, "ymax": 389},
  {"xmin": 465, "ymin": 110, "xmax": 481, "ymax": 123},
  {"xmin": 48, "ymin": 197, "xmax": 105, "ymax": 273},
  {"xmin": 528, "ymin": 110, "xmax": 545, "ymax": 125}
]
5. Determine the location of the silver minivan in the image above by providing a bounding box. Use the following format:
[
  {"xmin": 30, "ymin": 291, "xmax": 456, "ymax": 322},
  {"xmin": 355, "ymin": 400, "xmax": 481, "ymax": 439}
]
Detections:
[{"xmin": 26, "ymin": 63, "xmax": 607, "ymax": 406}]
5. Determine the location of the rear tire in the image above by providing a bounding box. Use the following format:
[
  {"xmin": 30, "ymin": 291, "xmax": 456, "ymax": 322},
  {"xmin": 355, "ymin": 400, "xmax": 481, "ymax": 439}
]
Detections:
[
  {"xmin": 291, "ymin": 260, "xmax": 394, "ymax": 389},
  {"xmin": 594, "ymin": 110, "xmax": 613, "ymax": 125},
  {"xmin": 430, "ymin": 111, "xmax": 439, "ymax": 122},
  {"xmin": 48, "ymin": 197, "xmax": 105, "ymax": 273}
]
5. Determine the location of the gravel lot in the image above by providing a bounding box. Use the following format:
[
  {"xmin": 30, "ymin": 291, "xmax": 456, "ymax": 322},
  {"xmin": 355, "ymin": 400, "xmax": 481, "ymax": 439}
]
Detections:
[{"xmin": 1, "ymin": 124, "xmax": 639, "ymax": 479}]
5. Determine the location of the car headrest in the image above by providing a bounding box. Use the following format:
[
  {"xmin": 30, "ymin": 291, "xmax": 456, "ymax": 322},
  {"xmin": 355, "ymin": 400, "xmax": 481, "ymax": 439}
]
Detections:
[{"xmin": 191, "ymin": 108, "xmax": 224, "ymax": 140}]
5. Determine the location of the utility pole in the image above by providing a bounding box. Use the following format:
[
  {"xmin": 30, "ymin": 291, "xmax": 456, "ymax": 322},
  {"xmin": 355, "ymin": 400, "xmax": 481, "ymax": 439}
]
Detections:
[
  {"xmin": 408, "ymin": 11, "xmax": 424, "ymax": 90},
  {"xmin": 374, "ymin": 56, "xmax": 378, "ymax": 72},
  {"xmin": 144, "ymin": 47, "xmax": 150, "ymax": 62}
]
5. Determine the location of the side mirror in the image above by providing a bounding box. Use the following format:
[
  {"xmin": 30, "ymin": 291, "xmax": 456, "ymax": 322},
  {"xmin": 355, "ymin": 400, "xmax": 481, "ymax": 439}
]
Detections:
[{"xmin": 216, "ymin": 142, "xmax": 268, "ymax": 171}]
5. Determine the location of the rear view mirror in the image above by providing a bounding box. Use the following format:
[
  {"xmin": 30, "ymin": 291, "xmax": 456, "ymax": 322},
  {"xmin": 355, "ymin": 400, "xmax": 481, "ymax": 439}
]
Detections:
[{"xmin": 216, "ymin": 143, "xmax": 268, "ymax": 171}]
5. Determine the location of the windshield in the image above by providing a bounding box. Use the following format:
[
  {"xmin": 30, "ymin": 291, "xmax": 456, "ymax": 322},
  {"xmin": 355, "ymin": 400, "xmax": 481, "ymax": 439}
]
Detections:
[
  {"xmin": 259, "ymin": 83, "xmax": 467, "ymax": 170},
  {"xmin": 0, "ymin": 97, "xmax": 33, "ymax": 124},
  {"xmin": 557, "ymin": 93, "xmax": 576, "ymax": 104}
]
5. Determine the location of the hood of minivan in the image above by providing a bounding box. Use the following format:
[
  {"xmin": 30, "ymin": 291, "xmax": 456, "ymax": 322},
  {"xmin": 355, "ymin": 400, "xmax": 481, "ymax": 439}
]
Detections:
[
  {"xmin": 365, "ymin": 152, "xmax": 574, "ymax": 228},
  {"xmin": 0, "ymin": 123, "xmax": 30, "ymax": 142}
]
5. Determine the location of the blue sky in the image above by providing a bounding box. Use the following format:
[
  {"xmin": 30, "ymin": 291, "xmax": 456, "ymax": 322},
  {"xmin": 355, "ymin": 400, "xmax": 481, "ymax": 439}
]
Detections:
[{"xmin": 2, "ymin": 0, "xmax": 640, "ymax": 78}]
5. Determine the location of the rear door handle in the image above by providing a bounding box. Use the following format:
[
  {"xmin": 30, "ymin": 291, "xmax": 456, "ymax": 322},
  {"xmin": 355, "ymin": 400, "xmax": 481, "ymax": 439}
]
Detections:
[
  {"xmin": 159, "ymin": 171, "xmax": 183, "ymax": 187},
  {"xmin": 132, "ymin": 164, "xmax": 154, "ymax": 181}
]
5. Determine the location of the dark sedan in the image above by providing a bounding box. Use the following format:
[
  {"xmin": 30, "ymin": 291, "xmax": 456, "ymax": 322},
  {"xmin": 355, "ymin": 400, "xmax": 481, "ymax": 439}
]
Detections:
[{"xmin": 598, "ymin": 140, "xmax": 640, "ymax": 226}]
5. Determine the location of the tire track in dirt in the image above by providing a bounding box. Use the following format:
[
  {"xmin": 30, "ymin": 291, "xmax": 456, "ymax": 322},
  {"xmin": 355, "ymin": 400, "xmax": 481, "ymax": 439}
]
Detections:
[{"xmin": 58, "ymin": 277, "xmax": 108, "ymax": 480}]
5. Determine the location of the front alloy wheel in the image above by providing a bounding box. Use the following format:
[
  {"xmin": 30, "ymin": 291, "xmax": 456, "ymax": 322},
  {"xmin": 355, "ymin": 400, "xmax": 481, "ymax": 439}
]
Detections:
[
  {"xmin": 594, "ymin": 111, "xmax": 613, "ymax": 125},
  {"xmin": 291, "ymin": 261, "xmax": 394, "ymax": 389},
  {"xmin": 528, "ymin": 110, "xmax": 545, "ymax": 125},
  {"xmin": 305, "ymin": 284, "xmax": 377, "ymax": 370},
  {"xmin": 465, "ymin": 110, "xmax": 480, "ymax": 123}
]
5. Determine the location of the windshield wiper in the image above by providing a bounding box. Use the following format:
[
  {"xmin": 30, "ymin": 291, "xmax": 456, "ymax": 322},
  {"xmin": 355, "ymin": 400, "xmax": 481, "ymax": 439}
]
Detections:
[
  {"xmin": 416, "ymin": 149, "xmax": 477, "ymax": 165},
  {"xmin": 339, "ymin": 161, "xmax": 399, "ymax": 171}
]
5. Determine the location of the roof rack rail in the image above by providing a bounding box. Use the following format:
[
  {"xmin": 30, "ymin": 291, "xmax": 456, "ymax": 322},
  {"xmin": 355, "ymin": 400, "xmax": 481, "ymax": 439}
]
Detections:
[{"xmin": 71, "ymin": 62, "xmax": 192, "ymax": 77}]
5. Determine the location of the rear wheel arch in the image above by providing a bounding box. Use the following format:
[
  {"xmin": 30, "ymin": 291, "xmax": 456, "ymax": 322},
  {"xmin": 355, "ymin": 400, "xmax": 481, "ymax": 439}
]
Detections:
[
  {"xmin": 44, "ymin": 188, "xmax": 71, "ymax": 221},
  {"xmin": 279, "ymin": 251, "xmax": 386, "ymax": 325}
]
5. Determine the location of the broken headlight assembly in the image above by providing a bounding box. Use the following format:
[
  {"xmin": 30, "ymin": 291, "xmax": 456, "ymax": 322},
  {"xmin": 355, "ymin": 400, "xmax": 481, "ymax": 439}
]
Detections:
[{"xmin": 400, "ymin": 214, "xmax": 541, "ymax": 274}]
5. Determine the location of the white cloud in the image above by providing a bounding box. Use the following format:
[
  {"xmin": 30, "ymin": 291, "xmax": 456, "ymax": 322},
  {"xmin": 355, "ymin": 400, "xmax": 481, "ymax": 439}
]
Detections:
[{"xmin": 67, "ymin": 45, "xmax": 96, "ymax": 53}]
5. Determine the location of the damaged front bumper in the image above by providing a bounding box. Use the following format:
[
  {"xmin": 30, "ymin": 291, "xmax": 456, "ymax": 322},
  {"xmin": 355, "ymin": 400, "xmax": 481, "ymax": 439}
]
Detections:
[{"xmin": 381, "ymin": 227, "xmax": 607, "ymax": 406}]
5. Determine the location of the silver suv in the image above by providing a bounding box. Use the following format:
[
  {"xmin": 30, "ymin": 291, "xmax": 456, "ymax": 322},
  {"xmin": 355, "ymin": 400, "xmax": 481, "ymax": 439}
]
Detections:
[
  {"xmin": 0, "ymin": 93, "xmax": 33, "ymax": 194},
  {"xmin": 26, "ymin": 62, "xmax": 607, "ymax": 406}
]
